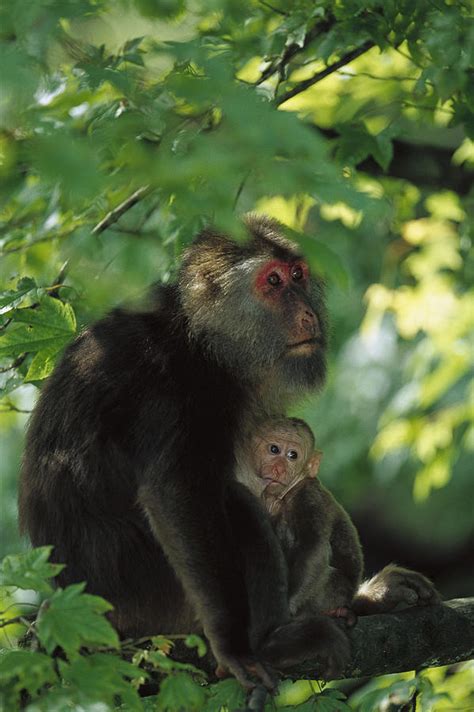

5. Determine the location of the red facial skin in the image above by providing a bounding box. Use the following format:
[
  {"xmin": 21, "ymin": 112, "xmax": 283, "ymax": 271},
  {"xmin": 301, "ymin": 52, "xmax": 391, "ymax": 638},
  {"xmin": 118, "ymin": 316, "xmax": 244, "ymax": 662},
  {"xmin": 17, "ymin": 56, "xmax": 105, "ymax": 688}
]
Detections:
[
  {"xmin": 253, "ymin": 260, "xmax": 319, "ymax": 352},
  {"xmin": 254, "ymin": 259, "xmax": 310, "ymax": 299}
]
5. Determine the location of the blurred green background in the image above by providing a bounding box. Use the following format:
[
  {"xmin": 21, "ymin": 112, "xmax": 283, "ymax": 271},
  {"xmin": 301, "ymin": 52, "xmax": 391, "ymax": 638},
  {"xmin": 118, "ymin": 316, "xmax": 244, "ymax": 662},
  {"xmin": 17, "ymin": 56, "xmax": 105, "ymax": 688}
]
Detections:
[{"xmin": 0, "ymin": 0, "xmax": 473, "ymax": 708}]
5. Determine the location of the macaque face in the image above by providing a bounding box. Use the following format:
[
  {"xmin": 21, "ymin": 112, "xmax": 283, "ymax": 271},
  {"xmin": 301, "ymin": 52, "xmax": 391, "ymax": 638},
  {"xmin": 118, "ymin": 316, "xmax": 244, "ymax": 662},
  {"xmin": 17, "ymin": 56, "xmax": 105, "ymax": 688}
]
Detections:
[{"xmin": 251, "ymin": 423, "xmax": 320, "ymax": 500}]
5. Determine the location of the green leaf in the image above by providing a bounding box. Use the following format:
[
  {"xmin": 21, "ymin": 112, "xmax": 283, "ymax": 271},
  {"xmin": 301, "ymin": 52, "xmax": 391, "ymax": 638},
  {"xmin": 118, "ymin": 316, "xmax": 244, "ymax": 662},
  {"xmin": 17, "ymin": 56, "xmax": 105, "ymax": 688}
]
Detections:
[
  {"xmin": 315, "ymin": 688, "xmax": 352, "ymax": 711},
  {"xmin": 25, "ymin": 346, "xmax": 63, "ymax": 382},
  {"xmin": 0, "ymin": 650, "xmax": 57, "ymax": 696},
  {"xmin": 286, "ymin": 228, "xmax": 350, "ymax": 289},
  {"xmin": 156, "ymin": 672, "xmax": 208, "ymax": 711},
  {"xmin": 0, "ymin": 546, "xmax": 64, "ymax": 595},
  {"xmin": 20, "ymin": 688, "xmax": 81, "ymax": 712},
  {"xmin": 147, "ymin": 650, "xmax": 206, "ymax": 678},
  {"xmin": 336, "ymin": 128, "xmax": 372, "ymax": 166},
  {"xmin": 203, "ymin": 678, "xmax": 246, "ymax": 712},
  {"xmin": 13, "ymin": 298, "xmax": 76, "ymax": 332},
  {"xmin": 134, "ymin": 0, "xmax": 185, "ymax": 20},
  {"xmin": 124, "ymin": 52, "xmax": 145, "ymax": 67},
  {"xmin": 0, "ymin": 278, "xmax": 36, "ymax": 313},
  {"xmin": 0, "ymin": 297, "xmax": 76, "ymax": 360},
  {"xmin": 36, "ymin": 583, "xmax": 119, "ymax": 657},
  {"xmin": 124, "ymin": 36, "xmax": 145, "ymax": 53},
  {"xmin": 373, "ymin": 131, "xmax": 394, "ymax": 172},
  {"xmin": 59, "ymin": 653, "xmax": 143, "ymax": 710},
  {"xmin": 0, "ymin": 373, "xmax": 24, "ymax": 397},
  {"xmin": 151, "ymin": 634, "xmax": 174, "ymax": 654},
  {"xmin": 32, "ymin": 132, "xmax": 104, "ymax": 201},
  {"xmin": 307, "ymin": 238, "xmax": 349, "ymax": 289},
  {"xmin": 185, "ymin": 633, "xmax": 207, "ymax": 657}
]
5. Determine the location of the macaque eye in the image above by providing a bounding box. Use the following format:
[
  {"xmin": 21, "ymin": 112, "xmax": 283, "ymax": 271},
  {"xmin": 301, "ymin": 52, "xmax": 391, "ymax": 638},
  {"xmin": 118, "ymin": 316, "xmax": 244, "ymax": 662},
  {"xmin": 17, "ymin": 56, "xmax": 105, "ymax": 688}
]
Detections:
[
  {"xmin": 267, "ymin": 272, "xmax": 282, "ymax": 287},
  {"xmin": 287, "ymin": 450, "xmax": 298, "ymax": 460},
  {"xmin": 291, "ymin": 265, "xmax": 304, "ymax": 281},
  {"xmin": 269, "ymin": 444, "xmax": 280, "ymax": 454}
]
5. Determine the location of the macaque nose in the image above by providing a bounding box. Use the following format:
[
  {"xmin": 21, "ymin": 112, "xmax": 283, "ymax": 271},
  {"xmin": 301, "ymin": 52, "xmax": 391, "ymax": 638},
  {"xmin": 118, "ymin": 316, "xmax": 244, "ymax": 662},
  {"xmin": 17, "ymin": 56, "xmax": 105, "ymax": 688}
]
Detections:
[
  {"xmin": 272, "ymin": 461, "xmax": 287, "ymax": 481},
  {"xmin": 301, "ymin": 307, "xmax": 319, "ymax": 337}
]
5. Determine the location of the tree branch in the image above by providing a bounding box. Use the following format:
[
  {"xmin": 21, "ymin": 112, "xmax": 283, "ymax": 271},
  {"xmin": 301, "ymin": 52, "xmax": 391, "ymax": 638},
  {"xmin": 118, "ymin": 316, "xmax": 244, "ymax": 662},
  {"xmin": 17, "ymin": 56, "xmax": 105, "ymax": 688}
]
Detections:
[
  {"xmin": 257, "ymin": 17, "xmax": 336, "ymax": 85},
  {"xmin": 275, "ymin": 41, "xmax": 375, "ymax": 106},
  {"xmin": 172, "ymin": 599, "xmax": 474, "ymax": 681},
  {"xmin": 312, "ymin": 125, "xmax": 473, "ymax": 194},
  {"xmin": 91, "ymin": 186, "xmax": 150, "ymax": 236},
  {"xmin": 315, "ymin": 598, "xmax": 474, "ymax": 680},
  {"xmin": 258, "ymin": 1, "xmax": 287, "ymax": 17}
]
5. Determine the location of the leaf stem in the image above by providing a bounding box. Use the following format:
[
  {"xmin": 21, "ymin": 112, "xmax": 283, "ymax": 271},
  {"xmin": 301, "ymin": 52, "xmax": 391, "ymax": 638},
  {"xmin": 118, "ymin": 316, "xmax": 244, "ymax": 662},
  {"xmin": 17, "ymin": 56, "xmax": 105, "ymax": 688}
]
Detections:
[{"xmin": 275, "ymin": 41, "xmax": 375, "ymax": 106}]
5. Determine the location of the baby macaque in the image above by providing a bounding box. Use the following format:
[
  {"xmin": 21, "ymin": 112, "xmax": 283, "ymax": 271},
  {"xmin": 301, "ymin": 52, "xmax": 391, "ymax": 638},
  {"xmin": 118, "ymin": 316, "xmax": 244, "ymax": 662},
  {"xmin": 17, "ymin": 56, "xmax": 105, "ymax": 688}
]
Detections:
[
  {"xmin": 237, "ymin": 417, "xmax": 439, "ymax": 623},
  {"xmin": 237, "ymin": 417, "xmax": 363, "ymax": 622}
]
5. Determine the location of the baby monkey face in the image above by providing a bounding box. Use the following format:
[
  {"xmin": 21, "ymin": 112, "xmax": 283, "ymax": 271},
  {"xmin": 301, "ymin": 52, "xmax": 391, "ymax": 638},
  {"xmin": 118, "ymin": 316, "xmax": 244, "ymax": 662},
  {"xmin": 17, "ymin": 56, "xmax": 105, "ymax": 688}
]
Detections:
[{"xmin": 251, "ymin": 425, "xmax": 313, "ymax": 488}]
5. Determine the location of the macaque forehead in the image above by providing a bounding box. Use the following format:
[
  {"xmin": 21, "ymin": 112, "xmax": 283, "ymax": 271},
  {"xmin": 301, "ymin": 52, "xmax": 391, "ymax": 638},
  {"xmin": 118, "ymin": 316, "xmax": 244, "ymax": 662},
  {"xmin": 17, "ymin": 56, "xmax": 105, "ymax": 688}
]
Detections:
[
  {"xmin": 253, "ymin": 421, "xmax": 314, "ymax": 462},
  {"xmin": 253, "ymin": 259, "xmax": 309, "ymax": 296}
]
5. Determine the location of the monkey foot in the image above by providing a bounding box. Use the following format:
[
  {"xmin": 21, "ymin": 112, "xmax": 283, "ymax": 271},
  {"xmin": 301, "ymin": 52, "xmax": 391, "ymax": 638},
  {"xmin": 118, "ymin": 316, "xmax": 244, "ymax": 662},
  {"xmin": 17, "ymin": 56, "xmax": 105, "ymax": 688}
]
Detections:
[
  {"xmin": 259, "ymin": 615, "xmax": 350, "ymax": 678},
  {"xmin": 352, "ymin": 564, "xmax": 440, "ymax": 615},
  {"xmin": 215, "ymin": 656, "xmax": 276, "ymax": 691}
]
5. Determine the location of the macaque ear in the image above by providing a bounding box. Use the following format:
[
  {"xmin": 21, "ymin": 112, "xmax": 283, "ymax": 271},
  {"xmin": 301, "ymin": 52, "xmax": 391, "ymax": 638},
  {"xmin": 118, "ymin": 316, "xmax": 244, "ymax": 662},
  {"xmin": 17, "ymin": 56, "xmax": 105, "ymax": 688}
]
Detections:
[{"xmin": 307, "ymin": 450, "xmax": 322, "ymax": 478}]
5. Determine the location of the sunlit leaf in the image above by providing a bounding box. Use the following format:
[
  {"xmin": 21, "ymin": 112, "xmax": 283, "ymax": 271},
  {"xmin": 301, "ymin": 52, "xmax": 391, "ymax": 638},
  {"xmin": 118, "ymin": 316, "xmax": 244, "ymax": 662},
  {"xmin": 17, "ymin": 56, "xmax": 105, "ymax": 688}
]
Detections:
[
  {"xmin": 0, "ymin": 278, "xmax": 37, "ymax": 314},
  {"xmin": 0, "ymin": 298, "xmax": 76, "ymax": 361},
  {"xmin": 0, "ymin": 547, "xmax": 63, "ymax": 595},
  {"xmin": 36, "ymin": 583, "xmax": 119, "ymax": 657},
  {"xmin": 185, "ymin": 633, "xmax": 207, "ymax": 657}
]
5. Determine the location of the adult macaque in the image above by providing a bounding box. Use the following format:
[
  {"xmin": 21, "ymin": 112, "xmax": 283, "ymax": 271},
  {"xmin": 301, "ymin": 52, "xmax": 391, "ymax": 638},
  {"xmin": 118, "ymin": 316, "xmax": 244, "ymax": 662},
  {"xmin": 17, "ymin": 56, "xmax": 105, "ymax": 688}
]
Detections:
[
  {"xmin": 19, "ymin": 215, "xmax": 350, "ymax": 686},
  {"xmin": 238, "ymin": 417, "xmax": 439, "ymax": 623}
]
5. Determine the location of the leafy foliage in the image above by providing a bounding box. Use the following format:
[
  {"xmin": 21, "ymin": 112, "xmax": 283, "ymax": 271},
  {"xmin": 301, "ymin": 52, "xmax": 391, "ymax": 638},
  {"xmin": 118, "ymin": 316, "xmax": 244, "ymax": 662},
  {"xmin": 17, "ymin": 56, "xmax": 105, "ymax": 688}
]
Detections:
[
  {"xmin": 36, "ymin": 583, "xmax": 119, "ymax": 657},
  {"xmin": 0, "ymin": 548, "xmax": 365, "ymax": 711},
  {"xmin": 0, "ymin": 546, "xmax": 64, "ymax": 595}
]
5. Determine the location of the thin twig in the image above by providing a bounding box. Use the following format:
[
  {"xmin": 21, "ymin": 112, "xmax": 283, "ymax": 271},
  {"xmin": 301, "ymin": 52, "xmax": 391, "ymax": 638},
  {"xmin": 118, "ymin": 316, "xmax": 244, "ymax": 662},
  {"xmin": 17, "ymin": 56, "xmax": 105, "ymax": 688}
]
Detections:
[
  {"xmin": 402, "ymin": 101, "xmax": 454, "ymax": 115},
  {"xmin": 0, "ymin": 354, "xmax": 27, "ymax": 373},
  {"xmin": 48, "ymin": 261, "xmax": 70, "ymax": 299},
  {"xmin": 0, "ymin": 403, "xmax": 32, "ymax": 414},
  {"xmin": 233, "ymin": 173, "xmax": 250, "ymax": 212},
  {"xmin": 1, "ymin": 187, "xmax": 152, "ymax": 257},
  {"xmin": 257, "ymin": 17, "xmax": 335, "ymax": 85},
  {"xmin": 275, "ymin": 41, "xmax": 375, "ymax": 106},
  {"xmin": 337, "ymin": 70, "xmax": 422, "ymax": 82},
  {"xmin": 392, "ymin": 44, "xmax": 425, "ymax": 69},
  {"xmin": 0, "ymin": 317, "xmax": 13, "ymax": 333},
  {"xmin": 91, "ymin": 186, "xmax": 151, "ymax": 235},
  {"xmin": 259, "ymin": 0, "xmax": 287, "ymax": 16},
  {"xmin": 0, "ymin": 234, "xmax": 68, "ymax": 257},
  {"xmin": 0, "ymin": 602, "xmax": 39, "ymax": 614},
  {"xmin": 0, "ymin": 613, "xmax": 36, "ymax": 629}
]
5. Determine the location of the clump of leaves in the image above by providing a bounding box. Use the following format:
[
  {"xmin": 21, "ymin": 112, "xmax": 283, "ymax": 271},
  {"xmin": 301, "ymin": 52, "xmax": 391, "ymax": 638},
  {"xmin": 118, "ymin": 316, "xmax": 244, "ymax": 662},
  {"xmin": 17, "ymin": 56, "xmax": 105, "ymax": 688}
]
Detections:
[{"xmin": 0, "ymin": 547, "xmax": 212, "ymax": 710}]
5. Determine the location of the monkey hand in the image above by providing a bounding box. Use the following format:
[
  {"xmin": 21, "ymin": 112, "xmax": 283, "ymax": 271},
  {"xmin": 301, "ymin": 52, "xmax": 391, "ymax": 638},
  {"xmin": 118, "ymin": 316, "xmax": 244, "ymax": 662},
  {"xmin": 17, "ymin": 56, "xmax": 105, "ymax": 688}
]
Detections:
[
  {"xmin": 259, "ymin": 615, "xmax": 350, "ymax": 679},
  {"xmin": 353, "ymin": 564, "xmax": 440, "ymax": 615},
  {"xmin": 213, "ymin": 645, "xmax": 277, "ymax": 691},
  {"xmin": 324, "ymin": 606, "xmax": 357, "ymax": 627}
]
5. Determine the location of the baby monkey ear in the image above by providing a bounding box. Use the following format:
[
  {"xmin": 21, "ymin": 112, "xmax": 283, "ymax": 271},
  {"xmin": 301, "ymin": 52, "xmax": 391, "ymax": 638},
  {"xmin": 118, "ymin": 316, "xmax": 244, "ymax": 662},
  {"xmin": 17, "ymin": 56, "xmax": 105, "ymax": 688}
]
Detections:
[{"xmin": 307, "ymin": 449, "xmax": 323, "ymax": 478}]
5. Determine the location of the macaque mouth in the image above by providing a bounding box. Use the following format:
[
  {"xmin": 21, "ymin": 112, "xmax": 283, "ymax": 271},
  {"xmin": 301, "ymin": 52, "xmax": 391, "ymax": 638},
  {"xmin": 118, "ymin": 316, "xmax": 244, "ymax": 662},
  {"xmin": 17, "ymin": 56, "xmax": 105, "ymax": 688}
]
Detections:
[{"xmin": 286, "ymin": 338, "xmax": 318, "ymax": 351}]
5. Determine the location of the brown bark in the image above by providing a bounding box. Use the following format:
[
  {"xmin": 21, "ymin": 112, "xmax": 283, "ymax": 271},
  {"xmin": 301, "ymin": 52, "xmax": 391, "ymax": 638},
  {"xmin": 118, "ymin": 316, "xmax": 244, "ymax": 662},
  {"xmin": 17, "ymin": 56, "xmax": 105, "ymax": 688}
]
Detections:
[{"xmin": 174, "ymin": 598, "xmax": 474, "ymax": 680}]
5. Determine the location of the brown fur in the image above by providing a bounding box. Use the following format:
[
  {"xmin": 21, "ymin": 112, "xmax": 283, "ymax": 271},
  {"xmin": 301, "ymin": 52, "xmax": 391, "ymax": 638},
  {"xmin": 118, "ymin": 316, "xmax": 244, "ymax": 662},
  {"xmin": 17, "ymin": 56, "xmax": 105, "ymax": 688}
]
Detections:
[
  {"xmin": 19, "ymin": 216, "xmax": 349, "ymax": 685},
  {"xmin": 239, "ymin": 418, "xmax": 440, "ymax": 627}
]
